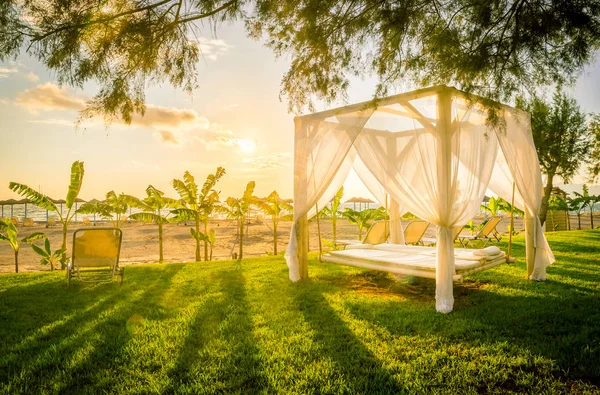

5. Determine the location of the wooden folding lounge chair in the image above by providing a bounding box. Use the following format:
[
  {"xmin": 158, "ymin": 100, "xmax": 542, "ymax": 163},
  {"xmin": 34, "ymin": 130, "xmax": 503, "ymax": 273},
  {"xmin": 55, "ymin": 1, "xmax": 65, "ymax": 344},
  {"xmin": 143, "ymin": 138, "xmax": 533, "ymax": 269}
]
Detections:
[
  {"xmin": 67, "ymin": 227, "xmax": 124, "ymax": 287},
  {"xmin": 23, "ymin": 218, "xmax": 34, "ymax": 227},
  {"xmin": 82, "ymin": 217, "xmax": 91, "ymax": 226},
  {"xmin": 47, "ymin": 218, "xmax": 57, "ymax": 226},
  {"xmin": 404, "ymin": 220, "xmax": 430, "ymax": 245},
  {"xmin": 337, "ymin": 220, "xmax": 390, "ymax": 249},
  {"xmin": 11, "ymin": 217, "xmax": 18, "ymax": 226},
  {"xmin": 458, "ymin": 216, "xmax": 502, "ymax": 248}
]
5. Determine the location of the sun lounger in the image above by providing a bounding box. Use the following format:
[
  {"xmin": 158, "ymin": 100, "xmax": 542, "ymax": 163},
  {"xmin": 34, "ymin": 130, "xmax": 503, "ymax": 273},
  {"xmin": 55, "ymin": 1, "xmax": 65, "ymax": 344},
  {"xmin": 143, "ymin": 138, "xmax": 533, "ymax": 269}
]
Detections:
[
  {"xmin": 336, "ymin": 220, "xmax": 390, "ymax": 248},
  {"xmin": 23, "ymin": 218, "xmax": 34, "ymax": 227},
  {"xmin": 82, "ymin": 217, "xmax": 91, "ymax": 225},
  {"xmin": 404, "ymin": 220, "xmax": 430, "ymax": 245},
  {"xmin": 421, "ymin": 226, "xmax": 464, "ymax": 246},
  {"xmin": 67, "ymin": 227, "xmax": 124, "ymax": 286},
  {"xmin": 11, "ymin": 217, "xmax": 18, "ymax": 226},
  {"xmin": 47, "ymin": 218, "xmax": 57, "ymax": 226},
  {"xmin": 458, "ymin": 216, "xmax": 502, "ymax": 248}
]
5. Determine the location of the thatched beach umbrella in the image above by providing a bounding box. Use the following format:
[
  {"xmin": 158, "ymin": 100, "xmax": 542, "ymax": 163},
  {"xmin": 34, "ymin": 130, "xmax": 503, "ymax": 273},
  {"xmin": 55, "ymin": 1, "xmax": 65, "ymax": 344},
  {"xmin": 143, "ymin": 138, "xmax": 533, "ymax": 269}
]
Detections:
[
  {"xmin": 16, "ymin": 198, "xmax": 30, "ymax": 219},
  {"xmin": 0, "ymin": 198, "xmax": 20, "ymax": 218},
  {"xmin": 0, "ymin": 199, "xmax": 19, "ymax": 218},
  {"xmin": 346, "ymin": 196, "xmax": 375, "ymax": 211}
]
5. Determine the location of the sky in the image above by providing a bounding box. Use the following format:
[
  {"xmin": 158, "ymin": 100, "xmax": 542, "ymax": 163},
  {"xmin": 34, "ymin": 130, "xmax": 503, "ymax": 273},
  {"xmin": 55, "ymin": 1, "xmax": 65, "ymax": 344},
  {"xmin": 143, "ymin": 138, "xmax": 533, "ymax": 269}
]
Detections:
[{"xmin": 1, "ymin": 20, "xmax": 600, "ymax": 202}]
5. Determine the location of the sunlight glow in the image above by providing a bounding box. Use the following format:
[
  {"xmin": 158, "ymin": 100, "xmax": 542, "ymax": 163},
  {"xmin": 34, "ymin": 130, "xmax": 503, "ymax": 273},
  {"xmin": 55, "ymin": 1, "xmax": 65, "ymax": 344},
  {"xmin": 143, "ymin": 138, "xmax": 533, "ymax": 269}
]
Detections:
[{"xmin": 236, "ymin": 139, "xmax": 257, "ymax": 153}]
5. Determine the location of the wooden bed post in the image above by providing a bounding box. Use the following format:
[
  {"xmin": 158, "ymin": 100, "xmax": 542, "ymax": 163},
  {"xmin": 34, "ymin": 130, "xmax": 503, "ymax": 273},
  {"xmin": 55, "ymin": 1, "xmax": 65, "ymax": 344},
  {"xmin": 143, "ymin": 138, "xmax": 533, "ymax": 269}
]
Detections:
[
  {"xmin": 296, "ymin": 214, "xmax": 309, "ymax": 279},
  {"xmin": 524, "ymin": 210, "xmax": 535, "ymax": 278}
]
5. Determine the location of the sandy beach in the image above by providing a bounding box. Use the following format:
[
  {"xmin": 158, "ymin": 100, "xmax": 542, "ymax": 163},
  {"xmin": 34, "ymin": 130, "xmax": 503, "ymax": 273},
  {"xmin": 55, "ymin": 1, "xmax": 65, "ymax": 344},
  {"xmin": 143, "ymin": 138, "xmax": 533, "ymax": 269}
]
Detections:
[{"xmin": 0, "ymin": 214, "xmax": 591, "ymax": 273}]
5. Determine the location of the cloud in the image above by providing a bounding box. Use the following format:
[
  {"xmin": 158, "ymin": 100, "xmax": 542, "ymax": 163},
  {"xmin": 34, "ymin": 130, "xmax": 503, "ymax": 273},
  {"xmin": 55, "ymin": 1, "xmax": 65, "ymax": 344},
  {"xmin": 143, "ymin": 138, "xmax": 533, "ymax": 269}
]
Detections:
[
  {"xmin": 0, "ymin": 67, "xmax": 18, "ymax": 78},
  {"xmin": 23, "ymin": 72, "xmax": 39, "ymax": 82},
  {"xmin": 153, "ymin": 130, "xmax": 181, "ymax": 145},
  {"xmin": 0, "ymin": 98, "xmax": 8, "ymax": 105},
  {"xmin": 241, "ymin": 153, "xmax": 293, "ymax": 170},
  {"xmin": 223, "ymin": 103, "xmax": 240, "ymax": 111},
  {"xmin": 15, "ymin": 82, "xmax": 85, "ymax": 112},
  {"xmin": 190, "ymin": 37, "xmax": 232, "ymax": 61},
  {"xmin": 12, "ymin": 82, "xmax": 256, "ymax": 150}
]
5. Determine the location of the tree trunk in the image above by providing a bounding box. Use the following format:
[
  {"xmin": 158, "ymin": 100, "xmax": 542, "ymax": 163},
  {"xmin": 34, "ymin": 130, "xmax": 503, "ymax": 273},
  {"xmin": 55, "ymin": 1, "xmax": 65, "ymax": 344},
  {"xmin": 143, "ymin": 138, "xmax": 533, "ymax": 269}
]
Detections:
[
  {"xmin": 578, "ymin": 213, "xmax": 582, "ymax": 230},
  {"xmin": 14, "ymin": 250, "xmax": 18, "ymax": 273},
  {"xmin": 273, "ymin": 218, "xmax": 278, "ymax": 255},
  {"xmin": 332, "ymin": 216, "xmax": 337, "ymax": 246},
  {"xmin": 195, "ymin": 214, "xmax": 201, "ymax": 262},
  {"xmin": 238, "ymin": 217, "xmax": 244, "ymax": 260},
  {"xmin": 539, "ymin": 173, "xmax": 554, "ymax": 226},
  {"xmin": 591, "ymin": 206, "xmax": 595, "ymax": 229},
  {"xmin": 158, "ymin": 221, "xmax": 164, "ymax": 262},
  {"xmin": 61, "ymin": 222, "xmax": 68, "ymax": 269},
  {"xmin": 203, "ymin": 219, "xmax": 209, "ymax": 261}
]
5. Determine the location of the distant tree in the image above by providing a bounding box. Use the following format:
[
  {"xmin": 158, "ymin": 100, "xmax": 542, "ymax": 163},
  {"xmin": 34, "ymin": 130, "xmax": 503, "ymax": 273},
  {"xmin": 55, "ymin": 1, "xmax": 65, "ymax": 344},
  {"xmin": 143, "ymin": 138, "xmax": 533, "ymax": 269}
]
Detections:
[
  {"xmin": 125, "ymin": 186, "xmax": 181, "ymax": 263},
  {"xmin": 77, "ymin": 191, "xmax": 130, "ymax": 227},
  {"xmin": 3, "ymin": 1, "xmax": 600, "ymax": 118},
  {"xmin": 568, "ymin": 195, "xmax": 586, "ymax": 230},
  {"xmin": 172, "ymin": 167, "xmax": 226, "ymax": 262},
  {"xmin": 318, "ymin": 187, "xmax": 344, "ymax": 247},
  {"xmin": 0, "ymin": 219, "xmax": 45, "ymax": 273},
  {"xmin": 258, "ymin": 191, "xmax": 293, "ymax": 255},
  {"xmin": 9, "ymin": 161, "xmax": 84, "ymax": 268},
  {"xmin": 517, "ymin": 92, "xmax": 599, "ymax": 226},
  {"xmin": 219, "ymin": 181, "xmax": 258, "ymax": 260},
  {"xmin": 574, "ymin": 185, "xmax": 600, "ymax": 229}
]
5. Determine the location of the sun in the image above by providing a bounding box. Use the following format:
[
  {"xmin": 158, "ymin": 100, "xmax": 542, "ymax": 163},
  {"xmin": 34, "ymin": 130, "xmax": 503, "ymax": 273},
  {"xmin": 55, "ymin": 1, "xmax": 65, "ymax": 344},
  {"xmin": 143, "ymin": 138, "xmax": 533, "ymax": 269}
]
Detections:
[{"xmin": 236, "ymin": 139, "xmax": 257, "ymax": 153}]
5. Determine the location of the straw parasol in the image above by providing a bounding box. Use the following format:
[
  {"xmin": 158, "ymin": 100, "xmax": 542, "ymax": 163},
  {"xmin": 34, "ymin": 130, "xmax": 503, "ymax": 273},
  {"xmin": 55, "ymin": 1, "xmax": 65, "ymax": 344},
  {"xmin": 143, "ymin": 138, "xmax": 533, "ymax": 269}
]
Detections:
[
  {"xmin": 85, "ymin": 198, "xmax": 101, "ymax": 225},
  {"xmin": 345, "ymin": 196, "xmax": 375, "ymax": 211},
  {"xmin": 0, "ymin": 198, "xmax": 19, "ymax": 218},
  {"xmin": 16, "ymin": 198, "xmax": 30, "ymax": 218}
]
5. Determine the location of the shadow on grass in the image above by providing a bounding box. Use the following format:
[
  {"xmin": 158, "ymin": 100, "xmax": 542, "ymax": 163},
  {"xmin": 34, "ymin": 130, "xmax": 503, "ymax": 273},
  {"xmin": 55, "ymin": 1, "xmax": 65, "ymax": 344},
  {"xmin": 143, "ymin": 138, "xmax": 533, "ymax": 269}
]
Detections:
[
  {"xmin": 166, "ymin": 267, "xmax": 269, "ymax": 393},
  {"xmin": 292, "ymin": 279, "xmax": 404, "ymax": 393},
  {"xmin": 0, "ymin": 264, "xmax": 184, "ymax": 393}
]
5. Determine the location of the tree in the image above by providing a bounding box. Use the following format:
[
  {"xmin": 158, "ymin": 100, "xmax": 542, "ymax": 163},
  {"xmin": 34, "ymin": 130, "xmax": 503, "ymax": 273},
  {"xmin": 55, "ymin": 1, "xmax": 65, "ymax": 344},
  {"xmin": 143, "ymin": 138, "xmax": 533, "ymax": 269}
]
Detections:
[
  {"xmin": 568, "ymin": 195, "xmax": 586, "ymax": 230},
  {"xmin": 172, "ymin": 167, "xmax": 226, "ymax": 262},
  {"xmin": 319, "ymin": 187, "xmax": 344, "ymax": 247},
  {"xmin": 0, "ymin": 219, "xmax": 45, "ymax": 273},
  {"xmin": 574, "ymin": 184, "xmax": 599, "ymax": 229},
  {"xmin": 125, "ymin": 186, "xmax": 181, "ymax": 262},
  {"xmin": 257, "ymin": 191, "xmax": 293, "ymax": 255},
  {"xmin": 4, "ymin": 1, "xmax": 600, "ymax": 118},
  {"xmin": 219, "ymin": 181, "xmax": 258, "ymax": 260},
  {"xmin": 517, "ymin": 91, "xmax": 597, "ymax": 226},
  {"xmin": 9, "ymin": 161, "xmax": 84, "ymax": 268},
  {"xmin": 341, "ymin": 207, "xmax": 386, "ymax": 240},
  {"xmin": 481, "ymin": 196, "xmax": 503, "ymax": 216},
  {"xmin": 77, "ymin": 191, "xmax": 130, "ymax": 227},
  {"xmin": 30, "ymin": 237, "xmax": 67, "ymax": 271}
]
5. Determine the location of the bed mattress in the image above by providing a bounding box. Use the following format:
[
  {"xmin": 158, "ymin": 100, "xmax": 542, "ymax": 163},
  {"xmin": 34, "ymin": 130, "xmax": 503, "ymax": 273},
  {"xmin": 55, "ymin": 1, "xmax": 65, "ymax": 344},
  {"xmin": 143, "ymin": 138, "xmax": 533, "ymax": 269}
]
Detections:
[{"xmin": 323, "ymin": 244, "xmax": 505, "ymax": 276}]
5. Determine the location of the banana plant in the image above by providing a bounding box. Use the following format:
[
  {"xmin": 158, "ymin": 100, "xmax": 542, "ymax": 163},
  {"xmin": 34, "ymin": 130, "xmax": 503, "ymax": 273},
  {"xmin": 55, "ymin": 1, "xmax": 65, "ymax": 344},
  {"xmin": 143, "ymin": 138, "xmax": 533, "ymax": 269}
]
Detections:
[
  {"xmin": 124, "ymin": 186, "xmax": 181, "ymax": 262},
  {"xmin": 9, "ymin": 161, "xmax": 84, "ymax": 268},
  {"xmin": 191, "ymin": 228, "xmax": 216, "ymax": 261},
  {"xmin": 574, "ymin": 185, "xmax": 599, "ymax": 229},
  {"xmin": 568, "ymin": 195, "xmax": 586, "ymax": 230},
  {"xmin": 172, "ymin": 167, "xmax": 226, "ymax": 262},
  {"xmin": 547, "ymin": 195, "xmax": 569, "ymax": 231},
  {"xmin": 218, "ymin": 181, "xmax": 258, "ymax": 260},
  {"xmin": 480, "ymin": 196, "xmax": 503, "ymax": 215},
  {"xmin": 30, "ymin": 237, "xmax": 66, "ymax": 271},
  {"xmin": 318, "ymin": 187, "xmax": 344, "ymax": 247},
  {"xmin": 258, "ymin": 190, "xmax": 293, "ymax": 255},
  {"xmin": 0, "ymin": 219, "xmax": 45, "ymax": 273},
  {"xmin": 77, "ymin": 191, "xmax": 129, "ymax": 227},
  {"xmin": 341, "ymin": 207, "xmax": 386, "ymax": 240}
]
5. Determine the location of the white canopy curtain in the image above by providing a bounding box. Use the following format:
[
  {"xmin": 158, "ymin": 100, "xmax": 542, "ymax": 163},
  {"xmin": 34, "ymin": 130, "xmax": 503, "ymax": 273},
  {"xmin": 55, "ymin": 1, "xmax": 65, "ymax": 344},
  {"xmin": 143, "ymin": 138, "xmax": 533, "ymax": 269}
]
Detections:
[{"xmin": 286, "ymin": 85, "xmax": 555, "ymax": 313}]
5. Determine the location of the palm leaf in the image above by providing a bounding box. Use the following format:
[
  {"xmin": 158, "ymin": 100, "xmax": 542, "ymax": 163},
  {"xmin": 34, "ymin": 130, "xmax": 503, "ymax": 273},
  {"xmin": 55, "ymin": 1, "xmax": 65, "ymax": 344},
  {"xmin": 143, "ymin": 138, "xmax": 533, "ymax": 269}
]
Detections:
[
  {"xmin": 44, "ymin": 237, "xmax": 51, "ymax": 255},
  {"xmin": 129, "ymin": 212, "xmax": 161, "ymax": 224},
  {"xmin": 22, "ymin": 232, "xmax": 46, "ymax": 244},
  {"xmin": 0, "ymin": 234, "xmax": 9, "ymax": 242},
  {"xmin": 30, "ymin": 243, "xmax": 49, "ymax": 258},
  {"xmin": 66, "ymin": 161, "xmax": 84, "ymax": 209},
  {"xmin": 200, "ymin": 167, "xmax": 226, "ymax": 197},
  {"xmin": 77, "ymin": 202, "xmax": 112, "ymax": 218},
  {"xmin": 8, "ymin": 182, "xmax": 57, "ymax": 211},
  {"xmin": 183, "ymin": 171, "xmax": 198, "ymax": 200},
  {"xmin": 146, "ymin": 185, "xmax": 164, "ymax": 198},
  {"xmin": 172, "ymin": 178, "xmax": 193, "ymax": 204},
  {"xmin": 161, "ymin": 197, "xmax": 182, "ymax": 209}
]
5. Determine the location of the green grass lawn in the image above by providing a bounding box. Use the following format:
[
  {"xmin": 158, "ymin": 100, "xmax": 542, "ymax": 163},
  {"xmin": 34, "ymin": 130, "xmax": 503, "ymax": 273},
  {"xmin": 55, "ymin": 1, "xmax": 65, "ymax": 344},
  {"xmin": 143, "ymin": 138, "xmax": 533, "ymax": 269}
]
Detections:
[{"xmin": 1, "ymin": 231, "xmax": 599, "ymax": 394}]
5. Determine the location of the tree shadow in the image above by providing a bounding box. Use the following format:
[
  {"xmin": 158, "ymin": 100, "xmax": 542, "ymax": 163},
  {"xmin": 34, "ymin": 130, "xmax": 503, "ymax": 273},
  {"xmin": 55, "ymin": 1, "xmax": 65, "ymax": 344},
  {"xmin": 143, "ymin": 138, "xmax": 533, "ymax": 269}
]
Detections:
[
  {"xmin": 165, "ymin": 267, "xmax": 269, "ymax": 393},
  {"xmin": 0, "ymin": 264, "xmax": 184, "ymax": 392},
  {"xmin": 291, "ymin": 279, "xmax": 405, "ymax": 393}
]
